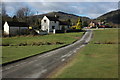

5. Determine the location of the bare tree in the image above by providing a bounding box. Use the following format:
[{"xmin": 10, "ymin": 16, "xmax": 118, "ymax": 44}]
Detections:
[
  {"xmin": 15, "ymin": 7, "xmax": 35, "ymax": 23},
  {"xmin": 16, "ymin": 7, "xmax": 33, "ymax": 18},
  {"xmin": 16, "ymin": 8, "xmax": 24, "ymax": 18},
  {"xmin": 2, "ymin": 2, "xmax": 8, "ymax": 17},
  {"xmin": 1, "ymin": 2, "xmax": 12, "ymax": 21}
]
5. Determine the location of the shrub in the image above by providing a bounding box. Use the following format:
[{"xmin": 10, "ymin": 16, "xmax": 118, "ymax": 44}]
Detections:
[
  {"xmin": 19, "ymin": 43, "xmax": 27, "ymax": 46},
  {"xmin": 2, "ymin": 43, "xmax": 10, "ymax": 46}
]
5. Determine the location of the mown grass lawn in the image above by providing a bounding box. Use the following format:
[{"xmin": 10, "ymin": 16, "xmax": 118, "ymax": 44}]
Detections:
[
  {"xmin": 2, "ymin": 32, "xmax": 84, "ymax": 46},
  {"xmin": 52, "ymin": 29, "xmax": 118, "ymax": 78},
  {"xmin": 2, "ymin": 32, "xmax": 84, "ymax": 64}
]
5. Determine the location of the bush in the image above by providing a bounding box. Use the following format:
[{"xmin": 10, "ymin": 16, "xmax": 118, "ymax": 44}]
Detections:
[
  {"xmin": 2, "ymin": 43, "xmax": 10, "ymax": 46},
  {"xmin": 19, "ymin": 43, "xmax": 27, "ymax": 46}
]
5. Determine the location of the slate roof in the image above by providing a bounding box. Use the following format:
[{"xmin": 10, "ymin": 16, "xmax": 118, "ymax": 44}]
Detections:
[
  {"xmin": 2, "ymin": 21, "xmax": 29, "ymax": 27},
  {"xmin": 45, "ymin": 16, "xmax": 69, "ymax": 26},
  {"xmin": 46, "ymin": 16, "xmax": 59, "ymax": 21}
]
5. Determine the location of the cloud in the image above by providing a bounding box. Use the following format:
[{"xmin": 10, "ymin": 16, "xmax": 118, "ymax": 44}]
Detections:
[
  {"xmin": 2, "ymin": 2, "xmax": 32, "ymax": 16},
  {"xmin": 2, "ymin": 2, "xmax": 118, "ymax": 18},
  {"xmin": 25, "ymin": 2, "xmax": 80, "ymax": 14},
  {"xmin": 2, "ymin": 0, "xmax": 120, "ymax": 2}
]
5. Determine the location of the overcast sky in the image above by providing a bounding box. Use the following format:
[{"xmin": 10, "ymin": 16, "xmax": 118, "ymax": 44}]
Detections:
[{"xmin": 2, "ymin": 1, "xmax": 119, "ymax": 19}]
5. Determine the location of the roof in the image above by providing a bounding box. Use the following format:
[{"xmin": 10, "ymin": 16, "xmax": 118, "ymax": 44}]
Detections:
[
  {"xmin": 2, "ymin": 21, "xmax": 29, "ymax": 27},
  {"xmin": 46, "ymin": 16, "xmax": 59, "ymax": 21}
]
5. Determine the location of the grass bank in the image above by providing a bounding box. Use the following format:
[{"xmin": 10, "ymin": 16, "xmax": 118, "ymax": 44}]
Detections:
[
  {"xmin": 2, "ymin": 32, "xmax": 84, "ymax": 64},
  {"xmin": 51, "ymin": 29, "xmax": 118, "ymax": 78}
]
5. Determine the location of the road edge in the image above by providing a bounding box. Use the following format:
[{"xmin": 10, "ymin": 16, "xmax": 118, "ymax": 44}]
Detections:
[{"xmin": 2, "ymin": 31, "xmax": 86, "ymax": 66}]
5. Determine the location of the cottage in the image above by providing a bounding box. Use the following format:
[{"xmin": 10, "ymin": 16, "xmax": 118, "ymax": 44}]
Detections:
[
  {"xmin": 41, "ymin": 16, "xmax": 59, "ymax": 33},
  {"xmin": 3, "ymin": 21, "xmax": 29, "ymax": 36},
  {"xmin": 41, "ymin": 16, "xmax": 70, "ymax": 33}
]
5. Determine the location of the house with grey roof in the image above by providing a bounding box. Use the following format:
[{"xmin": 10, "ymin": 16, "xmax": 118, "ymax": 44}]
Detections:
[{"xmin": 41, "ymin": 16, "xmax": 70, "ymax": 33}]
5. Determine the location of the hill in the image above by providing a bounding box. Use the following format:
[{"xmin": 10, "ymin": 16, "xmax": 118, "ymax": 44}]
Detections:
[
  {"xmin": 27, "ymin": 11, "xmax": 90, "ymax": 27},
  {"xmin": 2, "ymin": 10, "xmax": 120, "ymax": 28},
  {"xmin": 40, "ymin": 11, "xmax": 90, "ymax": 22},
  {"xmin": 2, "ymin": 11, "xmax": 91, "ymax": 29},
  {"xmin": 96, "ymin": 9, "xmax": 120, "ymax": 27}
]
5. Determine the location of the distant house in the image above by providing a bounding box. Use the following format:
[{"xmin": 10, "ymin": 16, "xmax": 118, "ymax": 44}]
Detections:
[
  {"xmin": 3, "ymin": 21, "xmax": 29, "ymax": 36},
  {"xmin": 89, "ymin": 21, "xmax": 95, "ymax": 28},
  {"xmin": 41, "ymin": 16, "xmax": 70, "ymax": 33}
]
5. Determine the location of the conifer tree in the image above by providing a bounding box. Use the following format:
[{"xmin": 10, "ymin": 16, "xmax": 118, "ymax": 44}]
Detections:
[
  {"xmin": 76, "ymin": 18, "xmax": 82, "ymax": 29},
  {"xmin": 70, "ymin": 17, "xmax": 82, "ymax": 30}
]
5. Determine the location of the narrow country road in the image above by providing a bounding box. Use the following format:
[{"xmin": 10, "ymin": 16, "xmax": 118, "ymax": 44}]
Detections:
[{"xmin": 2, "ymin": 30, "xmax": 92, "ymax": 80}]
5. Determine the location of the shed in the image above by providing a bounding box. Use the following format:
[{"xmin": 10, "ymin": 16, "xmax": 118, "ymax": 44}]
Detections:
[{"xmin": 3, "ymin": 21, "xmax": 29, "ymax": 36}]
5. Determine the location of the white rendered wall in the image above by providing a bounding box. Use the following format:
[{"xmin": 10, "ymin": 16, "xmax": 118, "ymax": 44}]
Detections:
[
  {"xmin": 4, "ymin": 21, "xmax": 9, "ymax": 35},
  {"xmin": 41, "ymin": 16, "xmax": 50, "ymax": 31},
  {"xmin": 41, "ymin": 16, "xmax": 60, "ymax": 33}
]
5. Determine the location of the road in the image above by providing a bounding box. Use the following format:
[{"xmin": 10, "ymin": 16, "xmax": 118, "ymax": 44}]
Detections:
[{"xmin": 1, "ymin": 30, "xmax": 92, "ymax": 79}]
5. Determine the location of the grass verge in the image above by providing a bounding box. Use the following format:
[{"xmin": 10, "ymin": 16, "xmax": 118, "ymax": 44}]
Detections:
[
  {"xmin": 2, "ymin": 32, "xmax": 84, "ymax": 64},
  {"xmin": 51, "ymin": 29, "xmax": 118, "ymax": 78}
]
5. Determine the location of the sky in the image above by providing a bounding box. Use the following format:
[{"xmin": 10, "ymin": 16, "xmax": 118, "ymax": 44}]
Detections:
[{"xmin": 1, "ymin": 0, "xmax": 119, "ymax": 19}]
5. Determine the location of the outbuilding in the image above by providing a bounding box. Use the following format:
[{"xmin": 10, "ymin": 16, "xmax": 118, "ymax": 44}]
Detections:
[{"xmin": 3, "ymin": 21, "xmax": 29, "ymax": 36}]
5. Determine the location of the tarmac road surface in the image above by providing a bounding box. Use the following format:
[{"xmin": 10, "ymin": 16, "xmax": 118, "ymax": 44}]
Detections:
[{"xmin": 1, "ymin": 30, "xmax": 92, "ymax": 79}]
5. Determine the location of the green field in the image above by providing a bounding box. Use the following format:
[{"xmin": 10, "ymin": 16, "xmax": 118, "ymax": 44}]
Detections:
[
  {"xmin": 2, "ymin": 32, "xmax": 84, "ymax": 64},
  {"xmin": 2, "ymin": 32, "xmax": 84, "ymax": 46},
  {"xmin": 51, "ymin": 29, "xmax": 118, "ymax": 78}
]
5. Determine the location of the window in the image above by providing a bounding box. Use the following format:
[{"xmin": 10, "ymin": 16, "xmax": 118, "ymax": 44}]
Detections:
[
  {"xmin": 52, "ymin": 26, "xmax": 55, "ymax": 29},
  {"xmin": 44, "ymin": 20, "xmax": 46, "ymax": 23}
]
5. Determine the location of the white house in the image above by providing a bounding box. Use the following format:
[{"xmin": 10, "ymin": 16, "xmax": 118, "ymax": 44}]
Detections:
[
  {"xmin": 41, "ymin": 16, "xmax": 70, "ymax": 33},
  {"xmin": 41, "ymin": 16, "xmax": 59, "ymax": 33},
  {"xmin": 3, "ymin": 21, "xmax": 29, "ymax": 36}
]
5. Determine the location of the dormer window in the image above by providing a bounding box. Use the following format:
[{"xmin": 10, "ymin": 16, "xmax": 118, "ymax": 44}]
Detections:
[{"xmin": 44, "ymin": 20, "xmax": 46, "ymax": 23}]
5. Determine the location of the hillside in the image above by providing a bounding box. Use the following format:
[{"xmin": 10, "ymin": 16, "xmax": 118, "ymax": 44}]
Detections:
[
  {"xmin": 1, "ymin": 11, "xmax": 91, "ymax": 29},
  {"xmin": 39, "ymin": 11, "xmax": 90, "ymax": 22},
  {"xmin": 27, "ymin": 11, "xmax": 90, "ymax": 27},
  {"xmin": 96, "ymin": 9, "xmax": 120, "ymax": 27}
]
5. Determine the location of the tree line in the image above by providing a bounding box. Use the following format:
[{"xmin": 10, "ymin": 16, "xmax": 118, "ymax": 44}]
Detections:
[{"xmin": 2, "ymin": 2, "xmax": 41, "ymax": 28}]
